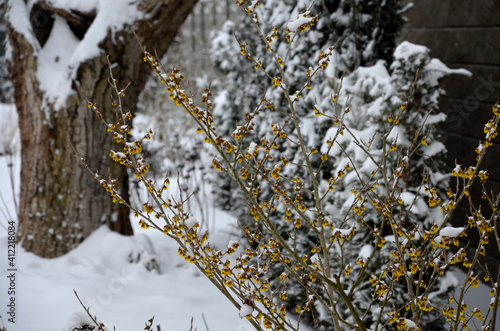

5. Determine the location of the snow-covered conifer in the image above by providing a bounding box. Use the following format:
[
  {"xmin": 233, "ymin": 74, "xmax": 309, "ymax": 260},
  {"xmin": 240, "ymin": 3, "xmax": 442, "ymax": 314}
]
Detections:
[
  {"xmin": 211, "ymin": 0, "xmax": 467, "ymax": 329},
  {"xmin": 211, "ymin": 0, "xmax": 406, "ymax": 213}
]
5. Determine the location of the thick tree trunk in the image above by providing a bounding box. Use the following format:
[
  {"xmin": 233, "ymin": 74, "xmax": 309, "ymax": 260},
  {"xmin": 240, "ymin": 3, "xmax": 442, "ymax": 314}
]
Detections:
[{"xmin": 7, "ymin": 0, "xmax": 197, "ymax": 258}]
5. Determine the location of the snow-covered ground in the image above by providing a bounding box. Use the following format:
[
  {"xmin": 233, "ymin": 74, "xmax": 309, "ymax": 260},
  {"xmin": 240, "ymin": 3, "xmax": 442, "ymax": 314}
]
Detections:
[
  {"xmin": 0, "ymin": 103, "xmax": 253, "ymax": 331},
  {"xmin": 0, "ymin": 211, "xmax": 254, "ymax": 331},
  {"xmin": 0, "ymin": 101, "xmax": 498, "ymax": 331}
]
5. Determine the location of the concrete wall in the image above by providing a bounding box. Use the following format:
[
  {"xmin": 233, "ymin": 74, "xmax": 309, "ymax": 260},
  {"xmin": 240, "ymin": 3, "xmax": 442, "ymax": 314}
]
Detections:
[{"xmin": 401, "ymin": 0, "xmax": 500, "ymax": 278}]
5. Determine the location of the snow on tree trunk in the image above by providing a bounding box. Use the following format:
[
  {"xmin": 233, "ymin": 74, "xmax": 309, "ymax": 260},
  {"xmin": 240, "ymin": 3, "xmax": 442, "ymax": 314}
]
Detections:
[{"xmin": 6, "ymin": 0, "xmax": 197, "ymax": 258}]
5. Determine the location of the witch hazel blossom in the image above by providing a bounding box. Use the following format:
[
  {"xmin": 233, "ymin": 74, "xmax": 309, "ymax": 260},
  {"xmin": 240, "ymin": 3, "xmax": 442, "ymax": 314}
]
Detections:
[
  {"xmin": 283, "ymin": 8, "xmax": 320, "ymax": 43},
  {"xmin": 81, "ymin": 0, "xmax": 500, "ymax": 330}
]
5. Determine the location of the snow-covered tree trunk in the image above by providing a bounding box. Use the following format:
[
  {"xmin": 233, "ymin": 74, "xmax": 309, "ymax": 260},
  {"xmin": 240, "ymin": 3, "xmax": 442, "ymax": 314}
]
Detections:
[{"xmin": 6, "ymin": 0, "xmax": 197, "ymax": 258}]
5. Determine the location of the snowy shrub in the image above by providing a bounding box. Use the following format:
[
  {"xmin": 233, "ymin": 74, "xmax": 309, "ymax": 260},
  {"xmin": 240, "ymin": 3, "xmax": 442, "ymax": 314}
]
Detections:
[
  {"xmin": 210, "ymin": 0, "xmax": 408, "ymax": 216},
  {"xmin": 210, "ymin": 0, "xmax": 467, "ymax": 329},
  {"xmin": 79, "ymin": 1, "xmax": 500, "ymax": 330},
  {"xmin": 64, "ymin": 310, "xmax": 100, "ymax": 331},
  {"xmin": 71, "ymin": 325, "xmax": 95, "ymax": 331},
  {"xmin": 133, "ymin": 25, "xmax": 221, "ymax": 228}
]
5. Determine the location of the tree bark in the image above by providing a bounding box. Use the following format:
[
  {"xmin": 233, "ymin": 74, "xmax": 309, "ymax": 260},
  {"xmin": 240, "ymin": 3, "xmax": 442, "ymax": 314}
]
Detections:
[{"xmin": 7, "ymin": 0, "xmax": 197, "ymax": 258}]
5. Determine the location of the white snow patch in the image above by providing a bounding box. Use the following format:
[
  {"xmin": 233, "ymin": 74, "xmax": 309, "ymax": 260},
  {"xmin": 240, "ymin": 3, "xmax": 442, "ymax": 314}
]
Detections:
[
  {"xmin": 332, "ymin": 227, "xmax": 354, "ymax": 237},
  {"xmin": 47, "ymin": 0, "xmax": 99, "ymax": 12},
  {"xmin": 63, "ymin": 310, "xmax": 101, "ymax": 331},
  {"xmin": 310, "ymin": 254, "xmax": 320, "ymax": 264},
  {"xmin": 184, "ymin": 217, "xmax": 198, "ymax": 229},
  {"xmin": 287, "ymin": 10, "xmax": 314, "ymax": 32},
  {"xmin": 439, "ymin": 226, "xmax": 464, "ymax": 238},
  {"xmin": 422, "ymin": 141, "xmax": 446, "ymax": 157},
  {"xmin": 36, "ymin": 15, "xmax": 81, "ymax": 112},
  {"xmin": 69, "ymin": 0, "xmax": 142, "ymax": 65},
  {"xmin": 403, "ymin": 318, "xmax": 419, "ymax": 330},
  {"xmin": 359, "ymin": 244, "xmax": 373, "ymax": 259},
  {"xmin": 394, "ymin": 41, "xmax": 429, "ymax": 63},
  {"xmin": 248, "ymin": 142, "xmax": 258, "ymax": 154},
  {"xmin": 6, "ymin": 1, "xmax": 37, "ymax": 51},
  {"xmin": 8, "ymin": 0, "xmax": 143, "ymax": 112},
  {"xmin": 238, "ymin": 303, "xmax": 254, "ymax": 319}
]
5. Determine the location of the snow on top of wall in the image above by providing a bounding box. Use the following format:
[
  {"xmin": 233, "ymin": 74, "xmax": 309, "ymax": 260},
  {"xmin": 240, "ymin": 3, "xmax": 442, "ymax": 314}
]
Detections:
[{"xmin": 7, "ymin": 0, "xmax": 143, "ymax": 111}]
